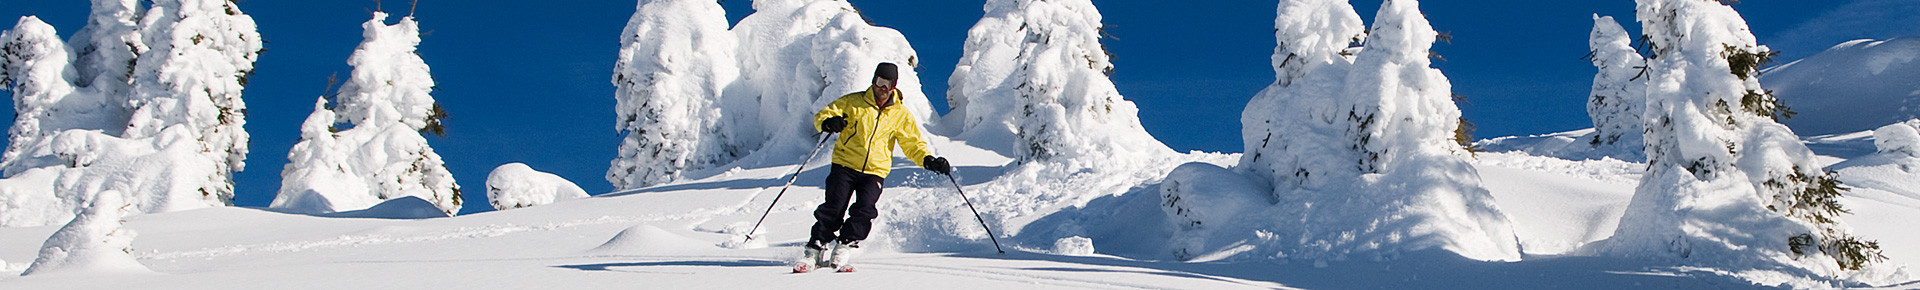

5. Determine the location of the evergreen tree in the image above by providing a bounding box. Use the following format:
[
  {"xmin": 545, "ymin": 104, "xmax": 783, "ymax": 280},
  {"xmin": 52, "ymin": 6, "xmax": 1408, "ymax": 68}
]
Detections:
[
  {"xmin": 1, "ymin": 17, "xmax": 79, "ymax": 176},
  {"xmin": 1604, "ymin": 0, "xmax": 1881, "ymax": 272},
  {"xmin": 946, "ymin": 0, "xmax": 1168, "ymax": 165},
  {"xmin": 124, "ymin": 0, "xmax": 264, "ymax": 206},
  {"xmin": 67, "ymin": 0, "xmax": 143, "ymax": 109},
  {"xmin": 1584, "ymin": 15, "xmax": 1647, "ymax": 153},
  {"xmin": 608, "ymin": 0, "xmax": 740, "ymax": 190},
  {"xmin": 1238, "ymin": 0, "xmax": 1366, "ymax": 200},
  {"xmin": 276, "ymin": 12, "xmax": 459, "ymax": 215}
]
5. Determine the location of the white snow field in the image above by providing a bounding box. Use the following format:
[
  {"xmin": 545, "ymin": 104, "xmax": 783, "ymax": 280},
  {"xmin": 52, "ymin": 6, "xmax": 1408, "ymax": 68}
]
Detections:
[{"xmin": 0, "ymin": 132, "xmax": 1916, "ymax": 289}]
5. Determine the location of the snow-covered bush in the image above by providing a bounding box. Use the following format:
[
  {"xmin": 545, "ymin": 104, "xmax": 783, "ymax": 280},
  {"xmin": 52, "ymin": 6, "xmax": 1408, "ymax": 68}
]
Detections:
[
  {"xmin": 1584, "ymin": 15, "xmax": 1647, "ymax": 156},
  {"xmin": 274, "ymin": 12, "xmax": 460, "ymax": 216},
  {"xmin": 944, "ymin": 0, "xmax": 1167, "ymax": 166},
  {"xmin": 1874, "ymin": 120, "xmax": 1920, "ymax": 156},
  {"xmin": 487, "ymin": 163, "xmax": 588, "ymax": 210},
  {"xmin": 608, "ymin": 0, "xmax": 741, "ymax": 190},
  {"xmin": 1229, "ymin": 0, "xmax": 1520, "ymax": 263},
  {"xmin": 21, "ymin": 190, "xmax": 151, "ymax": 275},
  {"xmin": 1598, "ymin": 0, "xmax": 1882, "ymax": 277}
]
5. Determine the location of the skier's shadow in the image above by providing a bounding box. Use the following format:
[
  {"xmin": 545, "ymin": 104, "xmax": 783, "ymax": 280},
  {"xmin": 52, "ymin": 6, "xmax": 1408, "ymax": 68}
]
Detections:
[{"xmin": 554, "ymin": 259, "xmax": 788, "ymax": 273}]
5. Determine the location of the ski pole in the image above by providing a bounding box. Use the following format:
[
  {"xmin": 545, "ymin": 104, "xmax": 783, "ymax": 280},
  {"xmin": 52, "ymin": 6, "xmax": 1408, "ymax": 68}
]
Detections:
[
  {"xmin": 944, "ymin": 173, "xmax": 1005, "ymax": 254},
  {"xmin": 744, "ymin": 133, "xmax": 834, "ymax": 242}
]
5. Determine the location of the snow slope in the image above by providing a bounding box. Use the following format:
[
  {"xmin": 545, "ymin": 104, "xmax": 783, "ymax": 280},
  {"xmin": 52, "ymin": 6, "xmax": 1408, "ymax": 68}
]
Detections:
[
  {"xmin": 1, "ymin": 133, "xmax": 1914, "ymax": 288},
  {"xmin": 1763, "ymin": 38, "xmax": 1920, "ymax": 136}
]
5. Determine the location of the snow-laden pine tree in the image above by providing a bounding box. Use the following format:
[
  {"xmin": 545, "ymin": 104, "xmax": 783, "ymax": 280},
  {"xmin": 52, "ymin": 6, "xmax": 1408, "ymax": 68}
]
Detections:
[
  {"xmin": 274, "ymin": 12, "xmax": 459, "ymax": 215},
  {"xmin": 1327, "ymin": 0, "xmax": 1517, "ymax": 262},
  {"xmin": 1, "ymin": 17, "xmax": 81, "ymax": 176},
  {"xmin": 1584, "ymin": 15, "xmax": 1647, "ymax": 159},
  {"xmin": 608, "ymin": 0, "xmax": 740, "ymax": 190},
  {"xmin": 729, "ymin": 0, "xmax": 934, "ymax": 165},
  {"xmin": 1599, "ymin": 0, "xmax": 1882, "ymax": 274},
  {"xmin": 1214, "ymin": 0, "xmax": 1518, "ymax": 263},
  {"xmin": 123, "ymin": 0, "xmax": 263, "ymax": 206},
  {"xmin": 67, "ymin": 0, "xmax": 143, "ymax": 107},
  {"xmin": 945, "ymin": 0, "xmax": 1168, "ymax": 168},
  {"xmin": 1237, "ymin": 0, "xmax": 1365, "ymax": 203}
]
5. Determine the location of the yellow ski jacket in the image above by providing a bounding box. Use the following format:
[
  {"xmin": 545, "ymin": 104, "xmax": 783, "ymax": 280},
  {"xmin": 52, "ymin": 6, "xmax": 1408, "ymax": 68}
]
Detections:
[{"xmin": 813, "ymin": 89, "xmax": 933, "ymax": 178}]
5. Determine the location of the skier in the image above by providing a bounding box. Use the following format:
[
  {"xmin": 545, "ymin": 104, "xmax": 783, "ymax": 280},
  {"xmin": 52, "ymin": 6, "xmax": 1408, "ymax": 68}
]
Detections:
[{"xmin": 798, "ymin": 62, "xmax": 953, "ymax": 273}]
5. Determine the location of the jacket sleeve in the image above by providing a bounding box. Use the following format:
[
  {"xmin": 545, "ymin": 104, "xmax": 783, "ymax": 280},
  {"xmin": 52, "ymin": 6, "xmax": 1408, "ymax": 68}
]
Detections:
[
  {"xmin": 896, "ymin": 114, "xmax": 935, "ymax": 167},
  {"xmin": 814, "ymin": 94, "xmax": 853, "ymax": 132}
]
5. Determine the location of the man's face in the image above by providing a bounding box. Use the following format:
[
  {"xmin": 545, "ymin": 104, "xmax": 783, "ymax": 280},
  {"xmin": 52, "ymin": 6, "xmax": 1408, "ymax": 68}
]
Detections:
[{"xmin": 872, "ymin": 77, "xmax": 894, "ymax": 99}]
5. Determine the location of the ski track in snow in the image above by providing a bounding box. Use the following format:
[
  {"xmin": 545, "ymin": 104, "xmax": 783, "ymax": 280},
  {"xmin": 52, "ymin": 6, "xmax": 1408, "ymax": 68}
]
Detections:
[{"xmin": 141, "ymin": 214, "xmax": 697, "ymax": 261}]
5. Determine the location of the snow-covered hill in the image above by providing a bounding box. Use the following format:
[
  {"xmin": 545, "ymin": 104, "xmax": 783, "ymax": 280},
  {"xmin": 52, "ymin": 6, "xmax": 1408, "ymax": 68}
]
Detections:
[
  {"xmin": 1, "ymin": 131, "xmax": 1915, "ymax": 288},
  {"xmin": 1764, "ymin": 38, "xmax": 1920, "ymax": 136}
]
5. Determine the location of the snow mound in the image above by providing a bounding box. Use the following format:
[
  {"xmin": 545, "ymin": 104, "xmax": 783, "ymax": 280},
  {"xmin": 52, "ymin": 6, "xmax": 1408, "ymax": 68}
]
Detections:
[
  {"xmin": 486, "ymin": 163, "xmax": 588, "ymax": 210},
  {"xmin": 21, "ymin": 191, "xmax": 152, "ymax": 276},
  {"xmin": 588, "ymin": 225, "xmax": 711, "ymax": 254},
  {"xmin": 1830, "ymin": 120, "xmax": 1920, "ymax": 201},
  {"xmin": 1763, "ymin": 38, "xmax": 1920, "ymax": 135},
  {"xmin": 1052, "ymin": 236, "xmax": 1095, "ymax": 256},
  {"xmin": 1874, "ymin": 119, "xmax": 1920, "ymax": 156},
  {"xmin": 320, "ymin": 196, "xmax": 449, "ymax": 219},
  {"xmin": 1158, "ymin": 162, "xmax": 1270, "ymax": 260}
]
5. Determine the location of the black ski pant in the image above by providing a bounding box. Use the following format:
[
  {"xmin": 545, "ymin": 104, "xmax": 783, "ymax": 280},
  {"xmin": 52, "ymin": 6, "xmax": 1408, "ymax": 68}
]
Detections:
[{"xmin": 811, "ymin": 164, "xmax": 884, "ymax": 245}]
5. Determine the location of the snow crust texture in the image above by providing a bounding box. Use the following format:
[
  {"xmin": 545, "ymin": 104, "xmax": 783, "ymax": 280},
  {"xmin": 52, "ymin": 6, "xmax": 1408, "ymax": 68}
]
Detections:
[
  {"xmin": 0, "ymin": 0, "xmax": 264, "ymax": 227},
  {"xmin": 486, "ymin": 163, "xmax": 588, "ymax": 211},
  {"xmin": 274, "ymin": 12, "xmax": 459, "ymax": 216}
]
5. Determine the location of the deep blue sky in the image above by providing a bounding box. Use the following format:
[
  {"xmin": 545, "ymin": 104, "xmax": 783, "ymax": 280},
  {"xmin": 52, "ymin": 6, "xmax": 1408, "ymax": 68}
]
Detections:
[{"xmin": 0, "ymin": 0, "xmax": 1887, "ymax": 214}]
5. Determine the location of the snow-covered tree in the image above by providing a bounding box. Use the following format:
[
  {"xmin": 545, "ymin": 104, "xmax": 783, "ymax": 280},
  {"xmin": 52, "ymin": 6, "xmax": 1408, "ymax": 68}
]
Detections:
[
  {"xmin": 608, "ymin": 0, "xmax": 740, "ymax": 190},
  {"xmin": 1584, "ymin": 15, "xmax": 1646, "ymax": 154},
  {"xmin": 1238, "ymin": 0, "xmax": 1366, "ymax": 201},
  {"xmin": 123, "ymin": 0, "xmax": 263, "ymax": 206},
  {"xmin": 1228, "ymin": 0, "xmax": 1518, "ymax": 262},
  {"xmin": 729, "ymin": 0, "xmax": 935, "ymax": 163},
  {"xmin": 1600, "ymin": 0, "xmax": 1881, "ymax": 273},
  {"xmin": 2, "ymin": 17, "xmax": 81, "ymax": 176},
  {"xmin": 21, "ymin": 190, "xmax": 151, "ymax": 275},
  {"xmin": 945, "ymin": 0, "xmax": 1168, "ymax": 166},
  {"xmin": 274, "ymin": 12, "xmax": 459, "ymax": 215},
  {"xmin": 68, "ymin": 0, "xmax": 143, "ymax": 106}
]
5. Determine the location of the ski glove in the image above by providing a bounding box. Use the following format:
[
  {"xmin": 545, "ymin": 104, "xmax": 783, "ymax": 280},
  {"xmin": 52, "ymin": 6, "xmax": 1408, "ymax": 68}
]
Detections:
[
  {"xmin": 822, "ymin": 116, "xmax": 848, "ymax": 133},
  {"xmin": 924, "ymin": 156, "xmax": 952, "ymax": 175}
]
